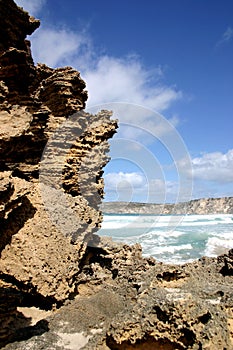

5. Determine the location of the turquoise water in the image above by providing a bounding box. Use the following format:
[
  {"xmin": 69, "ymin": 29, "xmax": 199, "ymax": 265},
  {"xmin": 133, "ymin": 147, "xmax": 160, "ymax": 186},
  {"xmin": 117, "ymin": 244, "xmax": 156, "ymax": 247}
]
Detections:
[{"xmin": 98, "ymin": 214, "xmax": 233, "ymax": 264}]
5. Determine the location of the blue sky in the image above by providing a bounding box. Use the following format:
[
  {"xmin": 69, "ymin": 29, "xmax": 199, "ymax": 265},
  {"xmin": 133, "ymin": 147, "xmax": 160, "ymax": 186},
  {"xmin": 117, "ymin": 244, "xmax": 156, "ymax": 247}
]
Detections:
[{"xmin": 16, "ymin": 0, "xmax": 233, "ymax": 203}]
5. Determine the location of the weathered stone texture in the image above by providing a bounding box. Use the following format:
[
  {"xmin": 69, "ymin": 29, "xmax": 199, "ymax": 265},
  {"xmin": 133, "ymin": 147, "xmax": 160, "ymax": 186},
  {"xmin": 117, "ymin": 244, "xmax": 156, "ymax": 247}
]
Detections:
[{"xmin": 0, "ymin": 0, "xmax": 117, "ymax": 346}]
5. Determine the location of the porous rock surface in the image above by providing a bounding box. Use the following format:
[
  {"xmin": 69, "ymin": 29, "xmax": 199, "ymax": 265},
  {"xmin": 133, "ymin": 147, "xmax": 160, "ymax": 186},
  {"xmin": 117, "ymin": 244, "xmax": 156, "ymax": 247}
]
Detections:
[
  {"xmin": 2, "ymin": 240, "xmax": 233, "ymax": 350},
  {"xmin": 0, "ymin": 1, "xmax": 233, "ymax": 349},
  {"xmin": 0, "ymin": 0, "xmax": 117, "ymax": 346}
]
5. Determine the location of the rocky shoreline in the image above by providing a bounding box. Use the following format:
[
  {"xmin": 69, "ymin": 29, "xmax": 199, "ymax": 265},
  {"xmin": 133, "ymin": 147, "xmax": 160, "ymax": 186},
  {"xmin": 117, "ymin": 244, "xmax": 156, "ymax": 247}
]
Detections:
[
  {"xmin": 2, "ymin": 239, "xmax": 233, "ymax": 350},
  {"xmin": 0, "ymin": 1, "xmax": 232, "ymax": 349}
]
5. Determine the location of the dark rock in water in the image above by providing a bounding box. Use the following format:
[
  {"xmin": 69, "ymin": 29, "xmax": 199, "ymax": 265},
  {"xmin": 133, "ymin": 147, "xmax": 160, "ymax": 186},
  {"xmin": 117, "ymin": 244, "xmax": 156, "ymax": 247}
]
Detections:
[
  {"xmin": 219, "ymin": 249, "xmax": 233, "ymax": 276},
  {"xmin": 0, "ymin": 1, "xmax": 232, "ymax": 349}
]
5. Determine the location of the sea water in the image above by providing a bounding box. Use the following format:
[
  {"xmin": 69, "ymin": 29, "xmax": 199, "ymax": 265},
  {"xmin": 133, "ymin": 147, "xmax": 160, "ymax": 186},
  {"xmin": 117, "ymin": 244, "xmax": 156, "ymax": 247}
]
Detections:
[{"xmin": 98, "ymin": 214, "xmax": 233, "ymax": 264}]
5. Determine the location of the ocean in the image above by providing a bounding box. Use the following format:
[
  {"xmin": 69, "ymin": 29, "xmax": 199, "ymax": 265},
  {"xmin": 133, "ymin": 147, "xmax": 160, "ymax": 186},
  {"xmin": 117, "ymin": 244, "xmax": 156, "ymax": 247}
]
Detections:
[{"xmin": 98, "ymin": 213, "xmax": 233, "ymax": 264}]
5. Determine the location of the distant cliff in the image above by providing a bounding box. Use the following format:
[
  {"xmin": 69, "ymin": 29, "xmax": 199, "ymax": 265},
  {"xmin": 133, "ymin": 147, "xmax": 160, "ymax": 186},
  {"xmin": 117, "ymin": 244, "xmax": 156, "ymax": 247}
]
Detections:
[{"xmin": 102, "ymin": 197, "xmax": 233, "ymax": 214}]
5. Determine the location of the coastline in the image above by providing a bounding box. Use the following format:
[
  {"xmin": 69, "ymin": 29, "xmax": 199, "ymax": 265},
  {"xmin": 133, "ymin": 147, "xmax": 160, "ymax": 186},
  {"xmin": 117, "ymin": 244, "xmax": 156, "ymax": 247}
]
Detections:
[
  {"xmin": 101, "ymin": 196, "xmax": 233, "ymax": 214},
  {"xmin": 99, "ymin": 211, "xmax": 233, "ymax": 264}
]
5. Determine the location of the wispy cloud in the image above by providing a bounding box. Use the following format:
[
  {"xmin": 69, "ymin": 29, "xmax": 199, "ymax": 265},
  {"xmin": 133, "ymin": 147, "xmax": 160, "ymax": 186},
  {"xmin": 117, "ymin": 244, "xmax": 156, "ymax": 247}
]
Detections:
[
  {"xmin": 31, "ymin": 27, "xmax": 92, "ymax": 68},
  {"xmin": 221, "ymin": 27, "xmax": 233, "ymax": 43},
  {"xmin": 105, "ymin": 150, "xmax": 233, "ymax": 201},
  {"xmin": 192, "ymin": 149, "xmax": 233, "ymax": 183},
  {"xmin": 104, "ymin": 171, "xmax": 146, "ymax": 202},
  {"xmin": 83, "ymin": 55, "xmax": 181, "ymax": 111},
  {"xmin": 216, "ymin": 26, "xmax": 233, "ymax": 47},
  {"xmin": 15, "ymin": 0, "xmax": 46, "ymax": 16},
  {"xmin": 29, "ymin": 25, "xmax": 181, "ymax": 112},
  {"xmin": 28, "ymin": 24, "xmax": 182, "ymax": 139},
  {"xmin": 104, "ymin": 172, "xmax": 187, "ymax": 203},
  {"xmin": 179, "ymin": 149, "xmax": 233, "ymax": 183},
  {"xmin": 105, "ymin": 172, "xmax": 145, "ymax": 190}
]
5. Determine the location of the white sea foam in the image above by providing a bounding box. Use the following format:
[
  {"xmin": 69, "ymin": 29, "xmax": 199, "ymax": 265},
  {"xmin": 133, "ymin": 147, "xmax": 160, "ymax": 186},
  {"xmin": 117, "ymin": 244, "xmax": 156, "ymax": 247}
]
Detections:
[
  {"xmin": 101, "ymin": 214, "xmax": 233, "ymax": 230},
  {"xmin": 138, "ymin": 229, "xmax": 185, "ymax": 240},
  {"xmin": 143, "ymin": 243, "xmax": 193, "ymax": 255},
  {"xmin": 99, "ymin": 214, "xmax": 233, "ymax": 264},
  {"xmin": 205, "ymin": 236, "xmax": 233, "ymax": 257}
]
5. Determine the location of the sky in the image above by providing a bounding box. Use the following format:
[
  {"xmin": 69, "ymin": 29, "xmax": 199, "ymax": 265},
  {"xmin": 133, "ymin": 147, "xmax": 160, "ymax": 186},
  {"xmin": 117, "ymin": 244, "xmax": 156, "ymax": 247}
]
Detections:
[{"xmin": 15, "ymin": 0, "xmax": 233, "ymax": 203}]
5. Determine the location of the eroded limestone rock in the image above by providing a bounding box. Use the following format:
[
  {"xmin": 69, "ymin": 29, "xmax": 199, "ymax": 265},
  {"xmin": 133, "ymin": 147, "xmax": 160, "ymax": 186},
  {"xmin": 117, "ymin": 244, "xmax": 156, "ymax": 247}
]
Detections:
[
  {"xmin": 0, "ymin": 0, "xmax": 117, "ymax": 346},
  {"xmin": 2, "ymin": 241, "xmax": 233, "ymax": 349}
]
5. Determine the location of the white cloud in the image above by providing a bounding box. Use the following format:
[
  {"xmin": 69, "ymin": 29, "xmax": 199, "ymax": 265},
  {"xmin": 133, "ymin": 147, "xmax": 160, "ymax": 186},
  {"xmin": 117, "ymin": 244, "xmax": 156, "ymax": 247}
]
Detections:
[
  {"xmin": 28, "ymin": 24, "xmax": 183, "ymax": 140},
  {"xmin": 15, "ymin": 0, "xmax": 46, "ymax": 16},
  {"xmin": 104, "ymin": 172, "xmax": 185, "ymax": 203},
  {"xmin": 180, "ymin": 149, "xmax": 233, "ymax": 183},
  {"xmin": 24, "ymin": 12, "xmax": 190, "ymax": 203},
  {"xmin": 31, "ymin": 27, "xmax": 91, "ymax": 67},
  {"xmin": 105, "ymin": 172, "xmax": 146, "ymax": 191},
  {"xmin": 104, "ymin": 167, "xmax": 231, "ymax": 203},
  {"xmin": 83, "ymin": 55, "xmax": 181, "ymax": 111},
  {"xmin": 104, "ymin": 172, "xmax": 147, "ymax": 202},
  {"xmin": 148, "ymin": 178, "xmax": 193, "ymax": 203},
  {"xmin": 216, "ymin": 26, "xmax": 233, "ymax": 47},
  {"xmin": 28, "ymin": 24, "xmax": 182, "ymax": 119}
]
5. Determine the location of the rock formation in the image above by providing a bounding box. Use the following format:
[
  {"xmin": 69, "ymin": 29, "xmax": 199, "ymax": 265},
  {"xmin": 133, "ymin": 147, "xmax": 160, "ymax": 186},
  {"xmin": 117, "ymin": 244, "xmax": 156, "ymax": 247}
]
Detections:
[
  {"xmin": 2, "ymin": 239, "xmax": 233, "ymax": 350},
  {"xmin": 0, "ymin": 0, "xmax": 117, "ymax": 345},
  {"xmin": 0, "ymin": 1, "xmax": 232, "ymax": 349}
]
